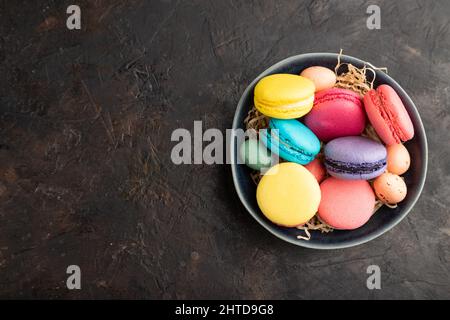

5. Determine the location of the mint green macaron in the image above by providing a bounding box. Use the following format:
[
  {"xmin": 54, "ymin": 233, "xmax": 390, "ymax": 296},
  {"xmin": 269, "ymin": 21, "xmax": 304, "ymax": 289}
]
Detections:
[{"xmin": 240, "ymin": 139, "xmax": 273, "ymax": 171}]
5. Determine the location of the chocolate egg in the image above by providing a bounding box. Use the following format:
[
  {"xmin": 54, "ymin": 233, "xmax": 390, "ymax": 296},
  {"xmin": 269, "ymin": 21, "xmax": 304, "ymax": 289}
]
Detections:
[
  {"xmin": 373, "ymin": 172, "xmax": 407, "ymax": 204},
  {"xmin": 387, "ymin": 143, "xmax": 410, "ymax": 175},
  {"xmin": 300, "ymin": 66, "xmax": 336, "ymax": 92}
]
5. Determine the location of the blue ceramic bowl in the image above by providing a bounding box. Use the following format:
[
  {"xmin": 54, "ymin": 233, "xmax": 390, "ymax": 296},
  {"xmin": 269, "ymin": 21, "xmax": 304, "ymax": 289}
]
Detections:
[{"xmin": 230, "ymin": 53, "xmax": 428, "ymax": 249}]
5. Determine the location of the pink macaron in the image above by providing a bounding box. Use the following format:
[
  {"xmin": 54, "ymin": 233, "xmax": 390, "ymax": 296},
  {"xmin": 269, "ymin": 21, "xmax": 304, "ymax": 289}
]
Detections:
[
  {"xmin": 304, "ymin": 88, "xmax": 366, "ymax": 142},
  {"xmin": 318, "ymin": 177, "xmax": 376, "ymax": 230},
  {"xmin": 363, "ymin": 84, "xmax": 414, "ymax": 145}
]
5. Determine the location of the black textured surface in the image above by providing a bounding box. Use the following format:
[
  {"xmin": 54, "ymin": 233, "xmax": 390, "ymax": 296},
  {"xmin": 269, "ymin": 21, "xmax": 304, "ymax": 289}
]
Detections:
[{"xmin": 0, "ymin": 0, "xmax": 449, "ymax": 299}]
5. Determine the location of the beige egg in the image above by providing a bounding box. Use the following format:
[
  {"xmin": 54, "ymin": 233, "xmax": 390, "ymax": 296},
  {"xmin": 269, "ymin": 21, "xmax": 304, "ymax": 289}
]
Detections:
[
  {"xmin": 373, "ymin": 172, "xmax": 407, "ymax": 204},
  {"xmin": 300, "ymin": 66, "xmax": 336, "ymax": 92},
  {"xmin": 387, "ymin": 143, "xmax": 410, "ymax": 175}
]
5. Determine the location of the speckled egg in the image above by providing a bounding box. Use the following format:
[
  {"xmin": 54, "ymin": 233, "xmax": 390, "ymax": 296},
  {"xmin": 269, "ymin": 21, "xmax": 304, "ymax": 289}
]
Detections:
[
  {"xmin": 300, "ymin": 66, "xmax": 336, "ymax": 92},
  {"xmin": 373, "ymin": 172, "xmax": 407, "ymax": 204},
  {"xmin": 386, "ymin": 143, "xmax": 410, "ymax": 175},
  {"xmin": 240, "ymin": 138, "xmax": 273, "ymax": 171}
]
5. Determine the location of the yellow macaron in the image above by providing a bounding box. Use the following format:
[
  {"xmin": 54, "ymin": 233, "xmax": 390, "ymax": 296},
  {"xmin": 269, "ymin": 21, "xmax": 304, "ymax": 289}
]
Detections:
[
  {"xmin": 256, "ymin": 162, "xmax": 321, "ymax": 227},
  {"xmin": 254, "ymin": 74, "xmax": 315, "ymax": 119}
]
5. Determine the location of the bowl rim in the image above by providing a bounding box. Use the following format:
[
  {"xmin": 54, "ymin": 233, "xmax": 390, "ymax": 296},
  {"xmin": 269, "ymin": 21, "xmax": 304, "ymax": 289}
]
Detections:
[{"xmin": 230, "ymin": 52, "xmax": 428, "ymax": 250}]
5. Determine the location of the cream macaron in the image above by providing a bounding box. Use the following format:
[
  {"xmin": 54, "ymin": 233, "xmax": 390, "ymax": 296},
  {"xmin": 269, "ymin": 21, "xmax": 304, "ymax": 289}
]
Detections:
[{"xmin": 300, "ymin": 66, "xmax": 337, "ymax": 92}]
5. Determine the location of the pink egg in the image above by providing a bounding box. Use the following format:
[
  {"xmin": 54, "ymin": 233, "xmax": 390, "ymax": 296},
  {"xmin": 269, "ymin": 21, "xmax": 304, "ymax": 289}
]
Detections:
[{"xmin": 300, "ymin": 66, "xmax": 336, "ymax": 92}]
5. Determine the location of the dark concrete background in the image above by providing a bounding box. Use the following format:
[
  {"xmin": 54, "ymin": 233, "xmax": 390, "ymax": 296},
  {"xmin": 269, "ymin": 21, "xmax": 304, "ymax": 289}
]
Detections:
[{"xmin": 0, "ymin": 0, "xmax": 449, "ymax": 299}]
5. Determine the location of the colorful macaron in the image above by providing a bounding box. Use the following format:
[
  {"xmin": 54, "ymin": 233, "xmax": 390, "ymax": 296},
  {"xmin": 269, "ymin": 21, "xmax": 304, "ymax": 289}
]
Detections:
[
  {"xmin": 254, "ymin": 74, "xmax": 315, "ymax": 119},
  {"xmin": 364, "ymin": 84, "xmax": 414, "ymax": 145},
  {"xmin": 257, "ymin": 162, "xmax": 321, "ymax": 227},
  {"xmin": 260, "ymin": 118, "xmax": 321, "ymax": 165},
  {"xmin": 304, "ymin": 88, "xmax": 366, "ymax": 142},
  {"xmin": 239, "ymin": 138, "xmax": 274, "ymax": 171},
  {"xmin": 300, "ymin": 66, "xmax": 336, "ymax": 92},
  {"xmin": 318, "ymin": 177, "xmax": 376, "ymax": 230},
  {"xmin": 324, "ymin": 136, "xmax": 387, "ymax": 180}
]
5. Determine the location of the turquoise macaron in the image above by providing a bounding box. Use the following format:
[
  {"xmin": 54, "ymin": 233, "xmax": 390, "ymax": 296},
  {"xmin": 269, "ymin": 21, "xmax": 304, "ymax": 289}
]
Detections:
[{"xmin": 260, "ymin": 118, "xmax": 320, "ymax": 165}]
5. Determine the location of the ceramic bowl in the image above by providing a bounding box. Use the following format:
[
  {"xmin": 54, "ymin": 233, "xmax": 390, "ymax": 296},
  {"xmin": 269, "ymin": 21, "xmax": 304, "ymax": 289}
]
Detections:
[{"xmin": 230, "ymin": 53, "xmax": 428, "ymax": 249}]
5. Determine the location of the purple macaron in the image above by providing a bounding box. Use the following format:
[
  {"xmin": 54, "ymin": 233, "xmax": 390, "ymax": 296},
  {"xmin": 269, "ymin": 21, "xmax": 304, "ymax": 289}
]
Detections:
[{"xmin": 324, "ymin": 136, "xmax": 387, "ymax": 180}]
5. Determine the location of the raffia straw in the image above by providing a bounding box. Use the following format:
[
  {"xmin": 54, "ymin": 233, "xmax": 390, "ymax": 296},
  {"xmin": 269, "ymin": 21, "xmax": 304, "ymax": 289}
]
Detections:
[
  {"xmin": 362, "ymin": 124, "xmax": 382, "ymax": 143},
  {"xmin": 334, "ymin": 49, "xmax": 387, "ymax": 97},
  {"xmin": 244, "ymin": 107, "xmax": 268, "ymax": 131},
  {"xmin": 296, "ymin": 228, "xmax": 311, "ymax": 241},
  {"xmin": 296, "ymin": 216, "xmax": 334, "ymax": 240},
  {"xmin": 250, "ymin": 171, "xmax": 262, "ymax": 185},
  {"xmin": 373, "ymin": 200, "xmax": 384, "ymax": 213},
  {"xmin": 384, "ymin": 202, "xmax": 398, "ymax": 209}
]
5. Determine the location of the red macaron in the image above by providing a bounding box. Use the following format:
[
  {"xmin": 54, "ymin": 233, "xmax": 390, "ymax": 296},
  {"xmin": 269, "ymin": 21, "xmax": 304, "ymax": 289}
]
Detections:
[
  {"xmin": 363, "ymin": 84, "xmax": 414, "ymax": 145},
  {"xmin": 304, "ymin": 158, "xmax": 326, "ymax": 183},
  {"xmin": 318, "ymin": 177, "xmax": 376, "ymax": 230},
  {"xmin": 304, "ymin": 88, "xmax": 366, "ymax": 142}
]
